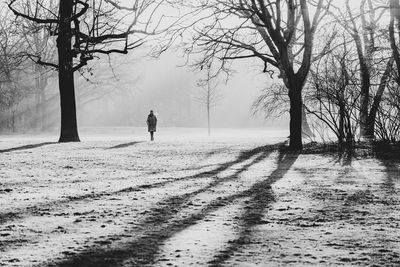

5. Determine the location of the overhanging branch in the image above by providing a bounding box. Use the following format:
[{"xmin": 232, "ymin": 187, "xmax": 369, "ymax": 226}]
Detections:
[{"xmin": 8, "ymin": 0, "xmax": 58, "ymax": 24}]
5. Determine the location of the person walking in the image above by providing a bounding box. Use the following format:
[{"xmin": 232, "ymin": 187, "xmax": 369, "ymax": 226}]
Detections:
[{"xmin": 146, "ymin": 110, "xmax": 157, "ymax": 141}]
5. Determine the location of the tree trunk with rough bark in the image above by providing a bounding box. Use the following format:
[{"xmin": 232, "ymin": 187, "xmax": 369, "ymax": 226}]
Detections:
[
  {"xmin": 338, "ymin": 100, "xmax": 345, "ymax": 146},
  {"xmin": 57, "ymin": 0, "xmax": 79, "ymax": 142},
  {"xmin": 301, "ymin": 105, "xmax": 313, "ymax": 138},
  {"xmin": 353, "ymin": 35, "xmax": 371, "ymax": 140},
  {"xmin": 366, "ymin": 57, "xmax": 394, "ymax": 137},
  {"xmin": 359, "ymin": 68, "xmax": 371, "ymax": 140},
  {"xmin": 390, "ymin": 0, "xmax": 400, "ymax": 77},
  {"xmin": 289, "ymin": 86, "xmax": 303, "ymax": 150}
]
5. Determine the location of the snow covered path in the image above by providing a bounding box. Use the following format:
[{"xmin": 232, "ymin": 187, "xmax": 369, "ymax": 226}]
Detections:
[{"xmin": 0, "ymin": 128, "xmax": 400, "ymax": 266}]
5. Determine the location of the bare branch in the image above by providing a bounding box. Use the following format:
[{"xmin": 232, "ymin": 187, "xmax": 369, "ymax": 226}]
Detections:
[{"xmin": 8, "ymin": 0, "xmax": 58, "ymax": 24}]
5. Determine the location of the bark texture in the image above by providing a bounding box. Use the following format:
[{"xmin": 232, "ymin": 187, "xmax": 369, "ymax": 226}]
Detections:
[{"xmin": 57, "ymin": 0, "xmax": 79, "ymax": 142}]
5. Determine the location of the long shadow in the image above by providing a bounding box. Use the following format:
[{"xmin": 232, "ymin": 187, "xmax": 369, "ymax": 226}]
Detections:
[
  {"xmin": 335, "ymin": 150, "xmax": 353, "ymax": 166},
  {"xmin": 294, "ymin": 145, "xmax": 400, "ymax": 266},
  {"xmin": 107, "ymin": 141, "xmax": 143, "ymax": 149},
  {"xmin": 139, "ymin": 143, "xmax": 277, "ymax": 226},
  {"xmin": 0, "ymin": 143, "xmax": 282, "ymax": 228},
  {"xmin": 372, "ymin": 143, "xmax": 400, "ymax": 194},
  {"xmin": 204, "ymin": 145, "xmax": 235, "ymax": 158},
  {"xmin": 209, "ymin": 148, "xmax": 299, "ymax": 266},
  {"xmin": 53, "ymin": 144, "xmax": 294, "ymax": 267},
  {"xmin": 362, "ymin": 143, "xmax": 400, "ymax": 266},
  {"xmin": 0, "ymin": 142, "xmax": 55, "ymax": 153}
]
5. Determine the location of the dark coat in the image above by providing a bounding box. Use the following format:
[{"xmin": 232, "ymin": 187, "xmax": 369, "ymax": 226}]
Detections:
[{"xmin": 147, "ymin": 114, "xmax": 157, "ymax": 132}]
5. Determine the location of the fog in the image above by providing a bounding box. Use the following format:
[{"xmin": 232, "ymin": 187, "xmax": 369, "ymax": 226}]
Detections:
[{"xmin": 72, "ymin": 49, "xmax": 287, "ymax": 130}]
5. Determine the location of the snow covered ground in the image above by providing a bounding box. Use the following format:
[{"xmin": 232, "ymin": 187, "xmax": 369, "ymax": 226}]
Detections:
[{"xmin": 0, "ymin": 127, "xmax": 399, "ymax": 266}]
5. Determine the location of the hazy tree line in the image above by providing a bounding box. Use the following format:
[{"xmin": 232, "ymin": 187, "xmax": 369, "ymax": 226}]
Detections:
[{"xmin": 1, "ymin": 0, "xmax": 400, "ymax": 150}]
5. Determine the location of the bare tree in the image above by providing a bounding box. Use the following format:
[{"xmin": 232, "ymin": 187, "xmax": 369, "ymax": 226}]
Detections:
[
  {"xmin": 179, "ymin": 0, "xmax": 332, "ymax": 150},
  {"xmin": 390, "ymin": 0, "xmax": 400, "ymax": 78},
  {"xmin": 252, "ymin": 83, "xmax": 288, "ymax": 120},
  {"xmin": 0, "ymin": 6, "xmax": 24, "ymax": 85},
  {"xmin": 18, "ymin": 5, "xmax": 57, "ymax": 130},
  {"xmin": 375, "ymin": 80, "xmax": 400, "ymax": 142},
  {"xmin": 331, "ymin": 0, "xmax": 392, "ymax": 140},
  {"xmin": 8, "ymin": 0, "xmax": 171, "ymax": 142},
  {"xmin": 0, "ymin": 6, "xmax": 27, "ymax": 131},
  {"xmin": 195, "ymin": 65, "xmax": 223, "ymax": 136},
  {"xmin": 384, "ymin": 0, "xmax": 400, "ymax": 142},
  {"xmin": 252, "ymin": 82, "xmax": 313, "ymax": 140},
  {"xmin": 305, "ymin": 39, "xmax": 360, "ymax": 147}
]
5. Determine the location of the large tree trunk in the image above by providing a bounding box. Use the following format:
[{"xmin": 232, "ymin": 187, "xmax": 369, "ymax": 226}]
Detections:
[
  {"xmin": 57, "ymin": 0, "xmax": 79, "ymax": 142},
  {"xmin": 390, "ymin": 0, "xmax": 400, "ymax": 78},
  {"xmin": 347, "ymin": 1, "xmax": 372, "ymax": 140},
  {"xmin": 338, "ymin": 101, "xmax": 345, "ymax": 147},
  {"xmin": 289, "ymin": 87, "xmax": 303, "ymax": 150},
  {"xmin": 366, "ymin": 57, "xmax": 394, "ymax": 138},
  {"xmin": 301, "ymin": 105, "xmax": 313, "ymax": 138},
  {"xmin": 359, "ymin": 77, "xmax": 370, "ymax": 140},
  {"xmin": 356, "ymin": 46, "xmax": 371, "ymax": 140}
]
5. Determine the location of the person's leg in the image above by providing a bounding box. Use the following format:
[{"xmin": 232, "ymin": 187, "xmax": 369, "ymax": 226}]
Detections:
[{"xmin": 150, "ymin": 131, "xmax": 154, "ymax": 141}]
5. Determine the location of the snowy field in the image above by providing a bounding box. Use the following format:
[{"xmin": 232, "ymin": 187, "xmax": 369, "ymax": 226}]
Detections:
[{"xmin": 1, "ymin": 127, "xmax": 400, "ymax": 266}]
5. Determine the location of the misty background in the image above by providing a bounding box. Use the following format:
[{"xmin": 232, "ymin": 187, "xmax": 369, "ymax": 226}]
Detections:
[
  {"xmin": 1, "ymin": 0, "xmax": 362, "ymax": 135},
  {"xmin": 40, "ymin": 49, "xmax": 286, "ymax": 131}
]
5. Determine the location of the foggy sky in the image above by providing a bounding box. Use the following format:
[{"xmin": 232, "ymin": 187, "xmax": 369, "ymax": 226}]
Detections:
[{"xmin": 75, "ymin": 49, "xmax": 287, "ymax": 129}]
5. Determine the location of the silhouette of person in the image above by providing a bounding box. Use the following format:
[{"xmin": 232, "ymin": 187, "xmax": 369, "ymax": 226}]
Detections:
[{"xmin": 146, "ymin": 110, "xmax": 157, "ymax": 141}]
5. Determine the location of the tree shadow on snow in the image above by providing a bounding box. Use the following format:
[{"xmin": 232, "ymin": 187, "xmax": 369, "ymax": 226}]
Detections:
[
  {"xmin": 0, "ymin": 143, "xmax": 275, "ymax": 251},
  {"xmin": 372, "ymin": 143, "xmax": 400, "ymax": 194},
  {"xmin": 0, "ymin": 142, "xmax": 55, "ymax": 153},
  {"xmin": 0, "ymin": 143, "xmax": 281, "ymax": 228},
  {"xmin": 53, "ymin": 143, "xmax": 297, "ymax": 267},
  {"xmin": 209, "ymin": 148, "xmax": 299, "ymax": 266},
  {"xmin": 203, "ymin": 145, "xmax": 236, "ymax": 158},
  {"xmin": 106, "ymin": 141, "xmax": 143, "ymax": 149},
  {"xmin": 334, "ymin": 150, "xmax": 353, "ymax": 166}
]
